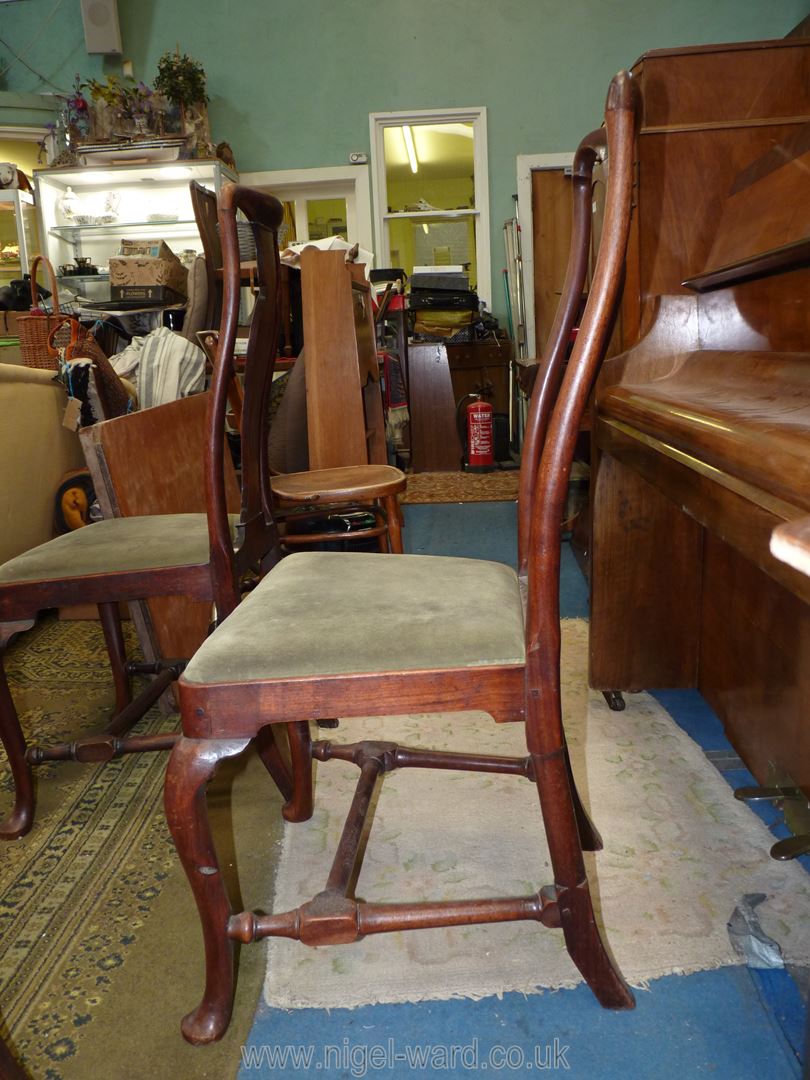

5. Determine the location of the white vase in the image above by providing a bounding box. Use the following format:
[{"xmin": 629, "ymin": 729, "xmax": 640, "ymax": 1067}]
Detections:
[{"xmin": 58, "ymin": 186, "xmax": 81, "ymax": 224}]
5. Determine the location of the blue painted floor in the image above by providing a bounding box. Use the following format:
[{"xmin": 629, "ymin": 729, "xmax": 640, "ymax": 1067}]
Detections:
[{"xmin": 241, "ymin": 502, "xmax": 808, "ymax": 1078}]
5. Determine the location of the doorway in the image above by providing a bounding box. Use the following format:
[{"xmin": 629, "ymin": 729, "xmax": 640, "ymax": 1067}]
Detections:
[{"xmin": 240, "ymin": 165, "xmax": 373, "ymax": 258}]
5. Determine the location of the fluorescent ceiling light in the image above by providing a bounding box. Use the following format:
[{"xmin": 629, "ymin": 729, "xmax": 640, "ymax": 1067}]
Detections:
[
  {"xmin": 82, "ymin": 170, "xmax": 114, "ymax": 183},
  {"xmin": 402, "ymin": 125, "xmax": 418, "ymax": 173},
  {"xmin": 162, "ymin": 166, "xmax": 194, "ymax": 180}
]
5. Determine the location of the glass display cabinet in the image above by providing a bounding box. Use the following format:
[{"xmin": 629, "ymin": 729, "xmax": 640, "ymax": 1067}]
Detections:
[{"xmin": 33, "ymin": 159, "xmax": 236, "ymax": 302}]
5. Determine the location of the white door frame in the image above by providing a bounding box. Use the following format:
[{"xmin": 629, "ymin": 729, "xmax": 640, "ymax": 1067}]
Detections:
[
  {"xmin": 369, "ymin": 106, "xmax": 491, "ymax": 307},
  {"xmin": 240, "ymin": 165, "xmax": 373, "ymax": 257},
  {"xmin": 516, "ymin": 153, "xmax": 574, "ymax": 358}
]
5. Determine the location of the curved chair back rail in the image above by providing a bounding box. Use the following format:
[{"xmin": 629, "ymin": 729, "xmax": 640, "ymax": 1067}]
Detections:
[
  {"xmin": 526, "ymin": 73, "xmax": 638, "ymax": 695},
  {"xmin": 206, "ymin": 185, "xmax": 284, "ymax": 619}
]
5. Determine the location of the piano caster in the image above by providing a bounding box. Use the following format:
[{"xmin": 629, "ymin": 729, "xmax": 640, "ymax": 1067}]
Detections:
[
  {"xmin": 603, "ymin": 691, "xmax": 626, "ymax": 712},
  {"xmin": 734, "ymin": 786, "xmax": 810, "ymax": 860}
]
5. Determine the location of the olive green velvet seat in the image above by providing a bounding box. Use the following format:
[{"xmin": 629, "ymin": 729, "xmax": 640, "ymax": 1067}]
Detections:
[
  {"xmin": 182, "ymin": 550, "xmax": 526, "ymax": 684},
  {"xmin": 0, "ymin": 515, "xmax": 238, "ymax": 585}
]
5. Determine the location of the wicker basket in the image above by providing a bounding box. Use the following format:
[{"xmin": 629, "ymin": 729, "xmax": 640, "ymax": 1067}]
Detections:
[{"xmin": 18, "ymin": 256, "xmax": 74, "ymax": 369}]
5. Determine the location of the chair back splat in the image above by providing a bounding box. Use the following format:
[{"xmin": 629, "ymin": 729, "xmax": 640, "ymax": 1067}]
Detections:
[
  {"xmin": 189, "ymin": 180, "xmax": 224, "ymax": 329},
  {"xmin": 206, "ymin": 186, "xmax": 284, "ymax": 619},
  {"xmin": 164, "ymin": 71, "xmax": 639, "ymax": 1046}
]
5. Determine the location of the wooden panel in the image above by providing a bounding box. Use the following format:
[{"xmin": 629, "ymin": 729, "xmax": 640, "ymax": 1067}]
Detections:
[
  {"xmin": 447, "ymin": 340, "xmax": 512, "ymax": 416},
  {"xmin": 684, "ymin": 123, "xmax": 810, "ymax": 289},
  {"xmin": 636, "ymin": 41, "xmax": 810, "ymax": 129},
  {"xmin": 589, "ymin": 450, "xmax": 702, "ymax": 691},
  {"xmin": 531, "ymin": 168, "xmax": 574, "ymax": 358},
  {"xmin": 82, "ymin": 393, "xmax": 240, "ymax": 669},
  {"xmin": 301, "ymin": 249, "xmax": 385, "ymax": 469},
  {"xmin": 595, "ymin": 417, "xmax": 810, "ymax": 608},
  {"xmin": 636, "ymin": 125, "xmax": 802, "ymax": 301},
  {"xmin": 700, "ymin": 535, "xmax": 810, "ymax": 793},
  {"xmin": 408, "ymin": 343, "xmax": 463, "ymax": 472}
]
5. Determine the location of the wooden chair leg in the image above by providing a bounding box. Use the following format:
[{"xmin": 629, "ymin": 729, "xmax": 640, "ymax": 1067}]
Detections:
[
  {"xmin": 98, "ymin": 601, "xmax": 132, "ymax": 715},
  {"xmin": 164, "ymin": 735, "xmax": 250, "ymax": 1044},
  {"xmin": 375, "ymin": 516, "xmax": 389, "ymax": 554},
  {"xmin": 564, "ymin": 740, "xmax": 603, "ymax": 852},
  {"xmin": 254, "ymin": 724, "xmax": 294, "ymax": 803},
  {"xmin": 0, "ymin": 635, "xmax": 34, "ymax": 839},
  {"xmin": 282, "ymin": 721, "xmax": 313, "ymax": 822},
  {"xmin": 527, "ymin": 697, "xmax": 633, "ymax": 1009},
  {"xmin": 383, "ymin": 494, "xmax": 404, "ymax": 554}
]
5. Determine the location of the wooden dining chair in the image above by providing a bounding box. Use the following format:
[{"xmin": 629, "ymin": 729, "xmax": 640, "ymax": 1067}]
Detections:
[
  {"xmin": 164, "ymin": 71, "xmax": 639, "ymax": 1044},
  {"xmin": 0, "ymin": 186, "xmax": 298, "ymax": 839},
  {"xmin": 194, "ymin": 180, "xmax": 407, "ymax": 554}
]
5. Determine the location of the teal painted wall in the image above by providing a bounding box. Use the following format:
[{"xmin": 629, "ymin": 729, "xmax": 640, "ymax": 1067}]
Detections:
[{"xmin": 1, "ymin": 0, "xmax": 806, "ymax": 310}]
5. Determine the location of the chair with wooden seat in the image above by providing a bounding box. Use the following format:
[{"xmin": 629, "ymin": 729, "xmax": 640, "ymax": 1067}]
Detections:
[
  {"xmin": 194, "ymin": 181, "xmax": 407, "ymax": 554},
  {"xmin": 0, "ymin": 186, "xmax": 299, "ymax": 839},
  {"xmin": 164, "ymin": 71, "xmax": 638, "ymax": 1044}
]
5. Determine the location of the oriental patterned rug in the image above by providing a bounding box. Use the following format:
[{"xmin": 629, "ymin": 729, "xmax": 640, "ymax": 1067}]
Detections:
[{"xmin": 262, "ymin": 619, "xmax": 810, "ymax": 1010}]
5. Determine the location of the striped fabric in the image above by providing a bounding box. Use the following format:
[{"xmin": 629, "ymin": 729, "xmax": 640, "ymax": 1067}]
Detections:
[{"xmin": 110, "ymin": 326, "xmax": 205, "ymax": 410}]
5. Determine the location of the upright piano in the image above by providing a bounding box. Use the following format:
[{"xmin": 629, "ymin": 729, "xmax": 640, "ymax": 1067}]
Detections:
[{"xmin": 589, "ymin": 37, "xmax": 810, "ymax": 799}]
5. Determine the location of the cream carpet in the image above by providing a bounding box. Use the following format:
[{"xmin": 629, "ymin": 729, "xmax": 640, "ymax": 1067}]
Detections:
[{"xmin": 263, "ymin": 620, "xmax": 810, "ymax": 1010}]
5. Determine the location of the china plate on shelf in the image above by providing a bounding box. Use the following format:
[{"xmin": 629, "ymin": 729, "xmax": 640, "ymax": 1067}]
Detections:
[{"xmin": 78, "ymin": 139, "xmax": 186, "ymax": 166}]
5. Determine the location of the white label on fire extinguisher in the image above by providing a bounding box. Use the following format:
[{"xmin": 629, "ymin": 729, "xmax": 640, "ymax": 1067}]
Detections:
[{"xmin": 469, "ymin": 414, "xmax": 492, "ymax": 455}]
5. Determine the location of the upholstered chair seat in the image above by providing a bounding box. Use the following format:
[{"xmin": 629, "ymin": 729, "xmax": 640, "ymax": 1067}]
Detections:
[
  {"xmin": 182, "ymin": 550, "xmax": 526, "ymax": 685},
  {"xmin": 0, "ymin": 515, "xmax": 237, "ymax": 586}
]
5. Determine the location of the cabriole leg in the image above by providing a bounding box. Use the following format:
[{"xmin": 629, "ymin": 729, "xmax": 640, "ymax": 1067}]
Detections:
[
  {"xmin": 0, "ymin": 626, "xmax": 35, "ymax": 839},
  {"xmin": 164, "ymin": 735, "xmax": 250, "ymax": 1044}
]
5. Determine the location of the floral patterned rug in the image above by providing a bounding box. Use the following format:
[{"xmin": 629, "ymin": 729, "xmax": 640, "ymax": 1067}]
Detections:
[{"xmin": 263, "ymin": 619, "xmax": 810, "ymax": 1009}]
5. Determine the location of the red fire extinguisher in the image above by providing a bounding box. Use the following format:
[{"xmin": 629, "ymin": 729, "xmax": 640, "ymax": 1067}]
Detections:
[{"xmin": 466, "ymin": 395, "xmax": 494, "ymax": 471}]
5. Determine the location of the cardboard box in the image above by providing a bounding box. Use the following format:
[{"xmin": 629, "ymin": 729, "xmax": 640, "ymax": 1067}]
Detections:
[
  {"xmin": 110, "ymin": 284, "xmax": 186, "ymax": 304},
  {"xmin": 0, "ymin": 310, "xmax": 23, "ymax": 337},
  {"xmin": 109, "ymin": 239, "xmax": 188, "ymax": 299}
]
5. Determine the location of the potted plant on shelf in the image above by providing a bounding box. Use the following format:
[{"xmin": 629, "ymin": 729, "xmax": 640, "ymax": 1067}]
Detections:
[
  {"xmin": 154, "ymin": 49, "xmax": 213, "ymax": 157},
  {"xmin": 83, "ymin": 75, "xmax": 129, "ymax": 141}
]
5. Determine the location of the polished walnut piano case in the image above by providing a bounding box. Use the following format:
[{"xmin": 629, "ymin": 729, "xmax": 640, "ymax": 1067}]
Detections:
[{"xmin": 589, "ymin": 37, "xmax": 810, "ymax": 797}]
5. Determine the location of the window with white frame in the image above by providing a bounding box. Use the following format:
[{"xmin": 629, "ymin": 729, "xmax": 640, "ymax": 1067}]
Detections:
[{"xmin": 369, "ymin": 107, "xmax": 490, "ymax": 307}]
